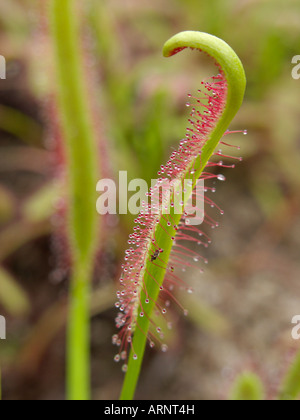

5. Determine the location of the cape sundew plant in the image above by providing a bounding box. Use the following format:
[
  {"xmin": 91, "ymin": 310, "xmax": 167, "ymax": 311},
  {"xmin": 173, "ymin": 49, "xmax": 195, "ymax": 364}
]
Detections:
[{"xmin": 114, "ymin": 31, "xmax": 247, "ymax": 400}]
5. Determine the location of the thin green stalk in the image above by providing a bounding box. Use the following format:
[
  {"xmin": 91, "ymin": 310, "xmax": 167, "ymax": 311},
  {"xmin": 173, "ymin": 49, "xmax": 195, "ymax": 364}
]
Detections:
[
  {"xmin": 120, "ymin": 31, "xmax": 246, "ymax": 400},
  {"xmin": 49, "ymin": 0, "xmax": 100, "ymax": 400}
]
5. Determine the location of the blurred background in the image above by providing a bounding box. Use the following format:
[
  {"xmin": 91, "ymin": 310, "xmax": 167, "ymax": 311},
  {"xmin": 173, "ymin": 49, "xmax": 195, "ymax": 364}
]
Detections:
[{"xmin": 0, "ymin": 0, "xmax": 300, "ymax": 400}]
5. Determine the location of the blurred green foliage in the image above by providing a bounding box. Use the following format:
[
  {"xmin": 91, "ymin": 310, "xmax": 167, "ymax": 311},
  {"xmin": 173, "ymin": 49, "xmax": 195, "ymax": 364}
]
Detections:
[{"xmin": 0, "ymin": 0, "xmax": 299, "ymax": 400}]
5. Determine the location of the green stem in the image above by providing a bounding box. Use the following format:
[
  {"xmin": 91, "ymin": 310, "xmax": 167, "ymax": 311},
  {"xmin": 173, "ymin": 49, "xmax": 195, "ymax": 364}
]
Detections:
[
  {"xmin": 120, "ymin": 31, "xmax": 246, "ymax": 400},
  {"xmin": 49, "ymin": 0, "xmax": 100, "ymax": 400}
]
